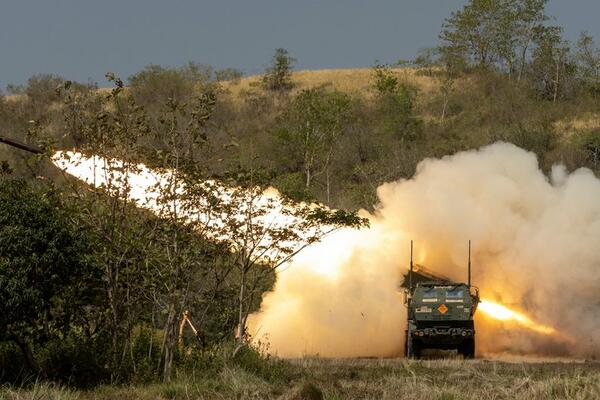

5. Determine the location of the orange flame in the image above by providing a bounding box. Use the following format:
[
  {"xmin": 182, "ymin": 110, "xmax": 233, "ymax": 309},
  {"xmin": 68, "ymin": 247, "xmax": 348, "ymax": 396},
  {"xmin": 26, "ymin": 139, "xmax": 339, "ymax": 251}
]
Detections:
[{"xmin": 478, "ymin": 299, "xmax": 557, "ymax": 335}]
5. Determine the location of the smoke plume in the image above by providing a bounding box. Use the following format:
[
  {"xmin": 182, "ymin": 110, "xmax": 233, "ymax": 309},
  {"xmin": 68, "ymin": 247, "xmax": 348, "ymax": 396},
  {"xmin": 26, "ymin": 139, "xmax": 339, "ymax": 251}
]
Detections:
[{"xmin": 247, "ymin": 142, "xmax": 600, "ymax": 358}]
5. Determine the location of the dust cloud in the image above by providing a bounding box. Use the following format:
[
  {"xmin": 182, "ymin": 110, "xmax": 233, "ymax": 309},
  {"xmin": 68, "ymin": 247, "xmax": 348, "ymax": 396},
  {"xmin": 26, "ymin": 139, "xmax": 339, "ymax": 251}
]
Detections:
[{"xmin": 247, "ymin": 142, "xmax": 600, "ymax": 358}]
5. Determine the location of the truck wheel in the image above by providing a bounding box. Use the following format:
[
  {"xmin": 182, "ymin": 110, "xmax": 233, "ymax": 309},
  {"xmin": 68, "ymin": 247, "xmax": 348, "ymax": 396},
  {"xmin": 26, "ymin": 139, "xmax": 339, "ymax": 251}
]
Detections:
[
  {"xmin": 413, "ymin": 340, "xmax": 422, "ymax": 359},
  {"xmin": 461, "ymin": 338, "xmax": 475, "ymax": 359},
  {"xmin": 406, "ymin": 332, "xmax": 422, "ymax": 359}
]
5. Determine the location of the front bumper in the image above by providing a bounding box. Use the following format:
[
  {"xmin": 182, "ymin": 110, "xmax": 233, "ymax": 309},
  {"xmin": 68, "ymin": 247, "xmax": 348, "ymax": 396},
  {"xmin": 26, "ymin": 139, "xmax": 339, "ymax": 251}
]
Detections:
[{"xmin": 412, "ymin": 326, "xmax": 475, "ymax": 339}]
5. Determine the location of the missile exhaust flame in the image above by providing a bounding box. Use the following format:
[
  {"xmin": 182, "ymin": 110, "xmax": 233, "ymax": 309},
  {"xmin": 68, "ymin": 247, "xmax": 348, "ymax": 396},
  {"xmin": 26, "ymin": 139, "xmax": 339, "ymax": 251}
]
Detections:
[
  {"xmin": 478, "ymin": 299, "xmax": 557, "ymax": 335},
  {"xmin": 50, "ymin": 143, "xmax": 600, "ymax": 358}
]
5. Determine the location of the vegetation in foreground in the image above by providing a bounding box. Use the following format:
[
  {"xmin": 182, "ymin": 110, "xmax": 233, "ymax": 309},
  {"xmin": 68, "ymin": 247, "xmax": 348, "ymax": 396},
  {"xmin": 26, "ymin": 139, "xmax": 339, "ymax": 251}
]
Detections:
[{"xmin": 2, "ymin": 355, "xmax": 599, "ymax": 400}]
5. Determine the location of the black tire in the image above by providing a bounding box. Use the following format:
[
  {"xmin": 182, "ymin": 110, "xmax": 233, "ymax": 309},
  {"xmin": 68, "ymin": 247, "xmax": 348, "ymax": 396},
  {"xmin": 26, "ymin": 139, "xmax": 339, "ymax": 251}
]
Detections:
[
  {"xmin": 406, "ymin": 331, "xmax": 422, "ymax": 359},
  {"xmin": 461, "ymin": 338, "xmax": 475, "ymax": 359},
  {"xmin": 413, "ymin": 340, "xmax": 422, "ymax": 359},
  {"xmin": 406, "ymin": 332, "xmax": 414, "ymax": 358}
]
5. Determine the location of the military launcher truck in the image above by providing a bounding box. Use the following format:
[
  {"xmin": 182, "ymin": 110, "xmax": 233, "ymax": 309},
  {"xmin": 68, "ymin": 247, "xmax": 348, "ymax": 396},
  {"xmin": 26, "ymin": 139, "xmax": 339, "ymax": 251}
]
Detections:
[{"xmin": 403, "ymin": 241, "xmax": 480, "ymax": 358}]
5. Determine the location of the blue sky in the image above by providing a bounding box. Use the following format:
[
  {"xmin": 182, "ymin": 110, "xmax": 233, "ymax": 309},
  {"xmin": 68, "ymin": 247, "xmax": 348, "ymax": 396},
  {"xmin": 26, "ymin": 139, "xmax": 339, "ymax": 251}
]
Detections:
[{"xmin": 1, "ymin": 0, "xmax": 599, "ymax": 89}]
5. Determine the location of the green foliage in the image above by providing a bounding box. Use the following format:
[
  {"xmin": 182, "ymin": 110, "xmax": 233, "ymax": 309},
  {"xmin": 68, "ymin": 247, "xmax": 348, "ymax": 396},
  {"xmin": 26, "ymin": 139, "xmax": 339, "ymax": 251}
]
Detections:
[
  {"xmin": 371, "ymin": 64, "xmax": 423, "ymax": 141},
  {"xmin": 575, "ymin": 32, "xmax": 600, "ymax": 96},
  {"xmin": 440, "ymin": 0, "xmax": 549, "ymax": 75},
  {"xmin": 272, "ymin": 172, "xmax": 313, "ymax": 201},
  {"xmin": 371, "ymin": 63, "xmax": 400, "ymax": 94},
  {"xmin": 231, "ymin": 343, "xmax": 291, "ymax": 384},
  {"xmin": 0, "ymin": 178, "xmax": 101, "ymax": 381},
  {"xmin": 528, "ymin": 26, "xmax": 575, "ymax": 101},
  {"xmin": 262, "ymin": 48, "xmax": 295, "ymax": 92},
  {"xmin": 37, "ymin": 334, "xmax": 109, "ymax": 387},
  {"xmin": 573, "ymin": 129, "xmax": 600, "ymax": 169},
  {"xmin": 275, "ymin": 87, "xmax": 353, "ymax": 192}
]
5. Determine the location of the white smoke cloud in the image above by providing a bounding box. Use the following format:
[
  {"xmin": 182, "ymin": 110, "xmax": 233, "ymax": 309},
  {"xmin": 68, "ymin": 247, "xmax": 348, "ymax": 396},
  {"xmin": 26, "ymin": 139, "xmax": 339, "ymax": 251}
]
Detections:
[{"xmin": 248, "ymin": 142, "xmax": 600, "ymax": 358}]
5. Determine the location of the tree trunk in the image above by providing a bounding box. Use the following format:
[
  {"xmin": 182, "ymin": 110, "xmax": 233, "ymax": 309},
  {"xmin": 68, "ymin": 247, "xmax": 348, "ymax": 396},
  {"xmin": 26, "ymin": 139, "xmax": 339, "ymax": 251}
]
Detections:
[
  {"xmin": 106, "ymin": 262, "xmax": 120, "ymax": 382},
  {"xmin": 13, "ymin": 336, "xmax": 44, "ymax": 378},
  {"xmin": 553, "ymin": 61, "xmax": 560, "ymax": 103},
  {"xmin": 162, "ymin": 304, "xmax": 177, "ymax": 382},
  {"xmin": 326, "ymin": 167, "xmax": 331, "ymax": 205},
  {"xmin": 441, "ymin": 97, "xmax": 448, "ymax": 121},
  {"xmin": 237, "ymin": 267, "xmax": 247, "ymax": 342},
  {"xmin": 518, "ymin": 37, "xmax": 532, "ymax": 83}
]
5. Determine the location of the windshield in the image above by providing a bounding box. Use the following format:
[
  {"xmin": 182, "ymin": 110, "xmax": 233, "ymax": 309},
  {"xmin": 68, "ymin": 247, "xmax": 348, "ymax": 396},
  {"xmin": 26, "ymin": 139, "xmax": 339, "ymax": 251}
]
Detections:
[
  {"xmin": 421, "ymin": 287, "xmax": 438, "ymax": 298},
  {"xmin": 446, "ymin": 287, "xmax": 465, "ymax": 299}
]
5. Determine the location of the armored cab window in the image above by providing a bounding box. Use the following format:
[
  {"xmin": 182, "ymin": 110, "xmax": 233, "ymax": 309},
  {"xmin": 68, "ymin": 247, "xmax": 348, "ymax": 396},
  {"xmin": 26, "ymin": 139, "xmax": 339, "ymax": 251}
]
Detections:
[
  {"xmin": 422, "ymin": 288, "xmax": 438, "ymax": 298},
  {"xmin": 446, "ymin": 288, "xmax": 464, "ymax": 298}
]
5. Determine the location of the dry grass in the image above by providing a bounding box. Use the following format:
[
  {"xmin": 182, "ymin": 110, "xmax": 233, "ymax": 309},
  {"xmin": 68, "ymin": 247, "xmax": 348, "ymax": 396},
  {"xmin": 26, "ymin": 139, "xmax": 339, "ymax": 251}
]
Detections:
[
  {"xmin": 554, "ymin": 112, "xmax": 600, "ymax": 137},
  {"xmin": 2, "ymin": 358, "xmax": 599, "ymax": 400},
  {"xmin": 220, "ymin": 68, "xmax": 440, "ymax": 100}
]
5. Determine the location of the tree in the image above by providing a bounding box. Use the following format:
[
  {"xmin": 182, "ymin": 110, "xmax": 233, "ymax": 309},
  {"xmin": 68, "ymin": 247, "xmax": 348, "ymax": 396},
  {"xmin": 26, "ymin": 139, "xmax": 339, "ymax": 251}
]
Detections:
[
  {"xmin": 275, "ymin": 87, "xmax": 352, "ymax": 201},
  {"xmin": 0, "ymin": 179, "xmax": 98, "ymax": 376},
  {"xmin": 440, "ymin": 0, "xmax": 510, "ymax": 69},
  {"xmin": 575, "ymin": 32, "xmax": 600, "ymax": 95},
  {"xmin": 58, "ymin": 74, "xmax": 159, "ymax": 382},
  {"xmin": 25, "ymin": 74, "xmax": 64, "ymax": 106},
  {"xmin": 370, "ymin": 64, "xmax": 422, "ymax": 141},
  {"xmin": 440, "ymin": 0, "xmax": 549, "ymax": 77},
  {"xmin": 513, "ymin": 0, "xmax": 549, "ymax": 81},
  {"xmin": 529, "ymin": 26, "xmax": 574, "ymax": 101},
  {"xmin": 412, "ymin": 48, "xmax": 440, "ymax": 76},
  {"xmin": 183, "ymin": 174, "xmax": 368, "ymax": 349},
  {"xmin": 145, "ymin": 90, "xmax": 221, "ymax": 382},
  {"xmin": 262, "ymin": 48, "xmax": 295, "ymax": 92},
  {"xmin": 58, "ymin": 74, "xmax": 236, "ymax": 382},
  {"xmin": 128, "ymin": 62, "xmax": 213, "ymax": 110}
]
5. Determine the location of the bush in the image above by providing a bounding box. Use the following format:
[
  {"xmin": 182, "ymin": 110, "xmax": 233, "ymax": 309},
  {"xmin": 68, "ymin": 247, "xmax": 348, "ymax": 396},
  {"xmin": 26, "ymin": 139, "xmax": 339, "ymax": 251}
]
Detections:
[
  {"xmin": 291, "ymin": 382, "xmax": 324, "ymax": 400},
  {"xmin": 128, "ymin": 62, "xmax": 213, "ymax": 108},
  {"xmin": 573, "ymin": 128, "xmax": 600, "ymax": 170},
  {"xmin": 24, "ymin": 74, "xmax": 65, "ymax": 108},
  {"xmin": 215, "ymin": 68, "xmax": 244, "ymax": 83},
  {"xmin": 38, "ymin": 335, "xmax": 108, "ymax": 388},
  {"xmin": 230, "ymin": 343, "xmax": 292, "ymax": 384}
]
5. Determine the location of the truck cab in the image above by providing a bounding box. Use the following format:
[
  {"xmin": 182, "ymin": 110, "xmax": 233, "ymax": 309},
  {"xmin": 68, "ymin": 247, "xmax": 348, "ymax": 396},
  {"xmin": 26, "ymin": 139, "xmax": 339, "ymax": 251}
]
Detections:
[
  {"xmin": 405, "ymin": 281, "xmax": 479, "ymax": 358},
  {"xmin": 403, "ymin": 240, "xmax": 479, "ymax": 359}
]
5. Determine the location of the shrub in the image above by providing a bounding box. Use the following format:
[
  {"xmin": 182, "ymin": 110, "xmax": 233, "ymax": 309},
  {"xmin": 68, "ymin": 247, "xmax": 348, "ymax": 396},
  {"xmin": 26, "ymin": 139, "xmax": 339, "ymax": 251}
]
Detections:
[{"xmin": 262, "ymin": 48, "xmax": 295, "ymax": 92}]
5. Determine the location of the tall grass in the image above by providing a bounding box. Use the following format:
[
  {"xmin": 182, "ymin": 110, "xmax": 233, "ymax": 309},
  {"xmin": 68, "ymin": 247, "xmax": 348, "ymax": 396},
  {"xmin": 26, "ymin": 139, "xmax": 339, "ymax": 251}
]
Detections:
[{"xmin": 4, "ymin": 358, "xmax": 596, "ymax": 400}]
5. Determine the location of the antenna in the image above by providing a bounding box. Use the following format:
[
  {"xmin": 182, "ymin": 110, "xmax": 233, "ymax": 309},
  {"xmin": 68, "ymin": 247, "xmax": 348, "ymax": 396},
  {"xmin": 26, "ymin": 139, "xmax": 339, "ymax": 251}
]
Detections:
[
  {"xmin": 468, "ymin": 240, "xmax": 471, "ymax": 288},
  {"xmin": 409, "ymin": 240, "xmax": 414, "ymax": 290}
]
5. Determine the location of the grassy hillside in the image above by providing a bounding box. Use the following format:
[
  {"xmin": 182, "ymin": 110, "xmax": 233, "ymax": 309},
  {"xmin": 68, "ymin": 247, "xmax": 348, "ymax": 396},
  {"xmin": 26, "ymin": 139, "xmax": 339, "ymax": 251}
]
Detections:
[
  {"xmin": 2, "ymin": 66, "xmax": 600, "ymax": 210},
  {"xmin": 225, "ymin": 68, "xmax": 599, "ymax": 133},
  {"xmin": 222, "ymin": 68, "xmax": 440, "ymax": 99}
]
